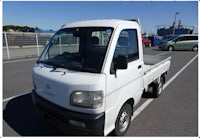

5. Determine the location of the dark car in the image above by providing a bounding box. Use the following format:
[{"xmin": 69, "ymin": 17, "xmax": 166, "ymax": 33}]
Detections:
[{"xmin": 148, "ymin": 36, "xmax": 161, "ymax": 46}]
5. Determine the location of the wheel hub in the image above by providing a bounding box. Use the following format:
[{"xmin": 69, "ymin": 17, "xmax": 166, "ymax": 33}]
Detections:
[{"xmin": 119, "ymin": 111, "xmax": 129, "ymax": 132}]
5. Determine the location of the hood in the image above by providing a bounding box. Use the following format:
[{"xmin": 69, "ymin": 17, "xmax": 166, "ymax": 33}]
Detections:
[{"xmin": 33, "ymin": 64, "xmax": 106, "ymax": 113}]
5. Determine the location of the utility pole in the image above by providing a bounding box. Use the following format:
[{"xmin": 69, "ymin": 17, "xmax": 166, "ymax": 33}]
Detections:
[{"xmin": 173, "ymin": 12, "xmax": 179, "ymax": 35}]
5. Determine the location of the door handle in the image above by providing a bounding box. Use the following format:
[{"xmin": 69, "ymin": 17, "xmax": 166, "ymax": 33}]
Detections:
[{"xmin": 138, "ymin": 65, "xmax": 142, "ymax": 69}]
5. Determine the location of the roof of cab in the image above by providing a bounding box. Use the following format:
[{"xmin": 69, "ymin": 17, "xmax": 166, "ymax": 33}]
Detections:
[{"xmin": 61, "ymin": 19, "xmax": 139, "ymax": 29}]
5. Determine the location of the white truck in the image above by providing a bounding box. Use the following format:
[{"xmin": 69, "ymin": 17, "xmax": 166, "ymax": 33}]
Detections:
[{"xmin": 32, "ymin": 19, "xmax": 171, "ymax": 136}]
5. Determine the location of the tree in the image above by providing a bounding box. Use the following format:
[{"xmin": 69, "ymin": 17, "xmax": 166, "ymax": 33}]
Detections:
[{"xmin": 3, "ymin": 25, "xmax": 40, "ymax": 32}]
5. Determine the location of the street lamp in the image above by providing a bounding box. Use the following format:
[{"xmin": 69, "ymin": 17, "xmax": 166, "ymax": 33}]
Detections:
[{"xmin": 173, "ymin": 12, "xmax": 179, "ymax": 35}]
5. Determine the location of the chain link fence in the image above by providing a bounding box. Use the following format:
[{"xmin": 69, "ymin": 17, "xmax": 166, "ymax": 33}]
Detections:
[{"xmin": 3, "ymin": 32, "xmax": 54, "ymax": 60}]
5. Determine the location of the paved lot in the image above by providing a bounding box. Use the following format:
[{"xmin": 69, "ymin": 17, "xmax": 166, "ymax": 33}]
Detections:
[{"xmin": 3, "ymin": 47, "xmax": 198, "ymax": 136}]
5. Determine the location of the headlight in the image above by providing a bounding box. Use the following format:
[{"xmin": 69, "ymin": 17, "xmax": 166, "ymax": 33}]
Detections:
[{"xmin": 70, "ymin": 91, "xmax": 103, "ymax": 108}]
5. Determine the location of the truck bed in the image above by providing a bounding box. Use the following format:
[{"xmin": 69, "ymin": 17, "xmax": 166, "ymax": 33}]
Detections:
[
  {"xmin": 143, "ymin": 55, "xmax": 171, "ymax": 74},
  {"xmin": 143, "ymin": 55, "xmax": 171, "ymax": 89}
]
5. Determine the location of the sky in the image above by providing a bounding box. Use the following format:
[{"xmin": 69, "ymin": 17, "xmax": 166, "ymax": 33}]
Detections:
[{"xmin": 2, "ymin": 1, "xmax": 198, "ymax": 33}]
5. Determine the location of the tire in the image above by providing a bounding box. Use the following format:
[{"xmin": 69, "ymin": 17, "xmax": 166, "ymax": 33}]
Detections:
[
  {"xmin": 153, "ymin": 76, "xmax": 164, "ymax": 98},
  {"xmin": 115, "ymin": 103, "xmax": 132, "ymax": 136},
  {"xmin": 168, "ymin": 46, "xmax": 174, "ymax": 51},
  {"xmin": 192, "ymin": 46, "xmax": 198, "ymax": 52}
]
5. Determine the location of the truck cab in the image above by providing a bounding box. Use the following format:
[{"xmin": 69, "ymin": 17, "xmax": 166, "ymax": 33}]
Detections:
[{"xmin": 32, "ymin": 19, "xmax": 171, "ymax": 136}]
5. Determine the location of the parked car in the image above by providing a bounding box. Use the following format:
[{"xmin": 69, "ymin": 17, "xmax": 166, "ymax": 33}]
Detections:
[
  {"xmin": 148, "ymin": 36, "xmax": 161, "ymax": 46},
  {"xmin": 142, "ymin": 36, "xmax": 151, "ymax": 47},
  {"xmin": 159, "ymin": 34, "xmax": 198, "ymax": 51}
]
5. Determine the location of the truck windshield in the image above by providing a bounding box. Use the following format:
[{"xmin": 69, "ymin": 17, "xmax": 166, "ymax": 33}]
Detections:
[{"xmin": 38, "ymin": 27, "xmax": 113, "ymax": 73}]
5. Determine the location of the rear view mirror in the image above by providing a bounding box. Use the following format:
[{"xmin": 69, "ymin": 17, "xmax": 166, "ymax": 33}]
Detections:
[{"xmin": 73, "ymin": 30, "xmax": 83, "ymax": 37}]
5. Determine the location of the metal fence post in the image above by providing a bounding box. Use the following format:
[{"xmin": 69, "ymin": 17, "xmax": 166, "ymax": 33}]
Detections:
[
  {"xmin": 4, "ymin": 32, "xmax": 11, "ymax": 60},
  {"xmin": 36, "ymin": 33, "xmax": 40, "ymax": 56}
]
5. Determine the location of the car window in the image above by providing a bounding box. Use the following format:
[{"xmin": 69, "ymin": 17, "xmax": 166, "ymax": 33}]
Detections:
[
  {"xmin": 176, "ymin": 35, "xmax": 198, "ymax": 42},
  {"xmin": 114, "ymin": 29, "xmax": 139, "ymax": 62},
  {"xmin": 179, "ymin": 36, "xmax": 187, "ymax": 41},
  {"xmin": 187, "ymin": 36, "xmax": 198, "ymax": 41},
  {"xmin": 175, "ymin": 37, "xmax": 182, "ymax": 41}
]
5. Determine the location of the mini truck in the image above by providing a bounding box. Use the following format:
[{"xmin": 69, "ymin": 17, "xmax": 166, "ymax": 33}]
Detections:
[{"xmin": 32, "ymin": 19, "xmax": 171, "ymax": 136}]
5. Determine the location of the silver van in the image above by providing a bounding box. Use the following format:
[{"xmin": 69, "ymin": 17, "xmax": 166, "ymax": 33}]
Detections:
[{"xmin": 159, "ymin": 34, "xmax": 198, "ymax": 51}]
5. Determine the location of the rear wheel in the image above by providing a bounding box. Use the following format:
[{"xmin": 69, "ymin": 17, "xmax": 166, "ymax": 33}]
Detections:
[
  {"xmin": 115, "ymin": 103, "xmax": 132, "ymax": 136},
  {"xmin": 153, "ymin": 76, "xmax": 165, "ymax": 98},
  {"xmin": 192, "ymin": 45, "xmax": 198, "ymax": 52}
]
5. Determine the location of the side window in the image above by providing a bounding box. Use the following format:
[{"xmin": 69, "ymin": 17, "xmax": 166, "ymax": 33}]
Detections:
[
  {"xmin": 176, "ymin": 36, "xmax": 185, "ymax": 41},
  {"xmin": 189, "ymin": 36, "xmax": 198, "ymax": 40},
  {"xmin": 178, "ymin": 36, "xmax": 198, "ymax": 41},
  {"xmin": 113, "ymin": 29, "xmax": 139, "ymax": 62},
  {"xmin": 181, "ymin": 36, "xmax": 187, "ymax": 41},
  {"xmin": 193, "ymin": 36, "xmax": 198, "ymax": 40}
]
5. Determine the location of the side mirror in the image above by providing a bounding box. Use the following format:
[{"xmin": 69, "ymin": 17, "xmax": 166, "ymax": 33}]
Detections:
[
  {"xmin": 115, "ymin": 55, "xmax": 128, "ymax": 70},
  {"xmin": 110, "ymin": 55, "xmax": 128, "ymax": 74}
]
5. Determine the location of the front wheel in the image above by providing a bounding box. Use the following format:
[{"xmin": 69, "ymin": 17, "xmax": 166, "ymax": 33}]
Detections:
[
  {"xmin": 168, "ymin": 46, "xmax": 174, "ymax": 51},
  {"xmin": 115, "ymin": 103, "xmax": 132, "ymax": 136}
]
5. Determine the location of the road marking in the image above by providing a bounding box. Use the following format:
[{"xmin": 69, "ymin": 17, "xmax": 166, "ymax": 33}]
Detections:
[
  {"xmin": 3, "ymin": 58, "xmax": 37, "ymax": 64},
  {"xmin": 163, "ymin": 54, "xmax": 198, "ymax": 89},
  {"xmin": 131, "ymin": 54, "xmax": 198, "ymax": 121},
  {"xmin": 3, "ymin": 91, "xmax": 31, "ymax": 103}
]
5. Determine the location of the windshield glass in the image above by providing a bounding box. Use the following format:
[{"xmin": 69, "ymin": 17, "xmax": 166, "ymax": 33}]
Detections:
[{"xmin": 38, "ymin": 27, "xmax": 113, "ymax": 73}]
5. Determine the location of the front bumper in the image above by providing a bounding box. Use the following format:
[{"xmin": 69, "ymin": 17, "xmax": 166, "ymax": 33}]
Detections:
[
  {"xmin": 158, "ymin": 44, "xmax": 168, "ymax": 50},
  {"xmin": 32, "ymin": 90, "xmax": 105, "ymax": 136}
]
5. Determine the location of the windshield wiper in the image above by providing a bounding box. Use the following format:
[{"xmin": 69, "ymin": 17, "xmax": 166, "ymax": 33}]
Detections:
[
  {"xmin": 36, "ymin": 60, "xmax": 68, "ymax": 70},
  {"xmin": 36, "ymin": 60, "xmax": 99, "ymax": 73}
]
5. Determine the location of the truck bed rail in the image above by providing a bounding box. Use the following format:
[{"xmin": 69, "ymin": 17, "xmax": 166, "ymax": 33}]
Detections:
[{"xmin": 143, "ymin": 55, "xmax": 171, "ymax": 74}]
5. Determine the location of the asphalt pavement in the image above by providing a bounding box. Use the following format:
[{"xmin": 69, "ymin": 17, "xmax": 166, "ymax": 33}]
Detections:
[{"xmin": 3, "ymin": 47, "xmax": 198, "ymax": 136}]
